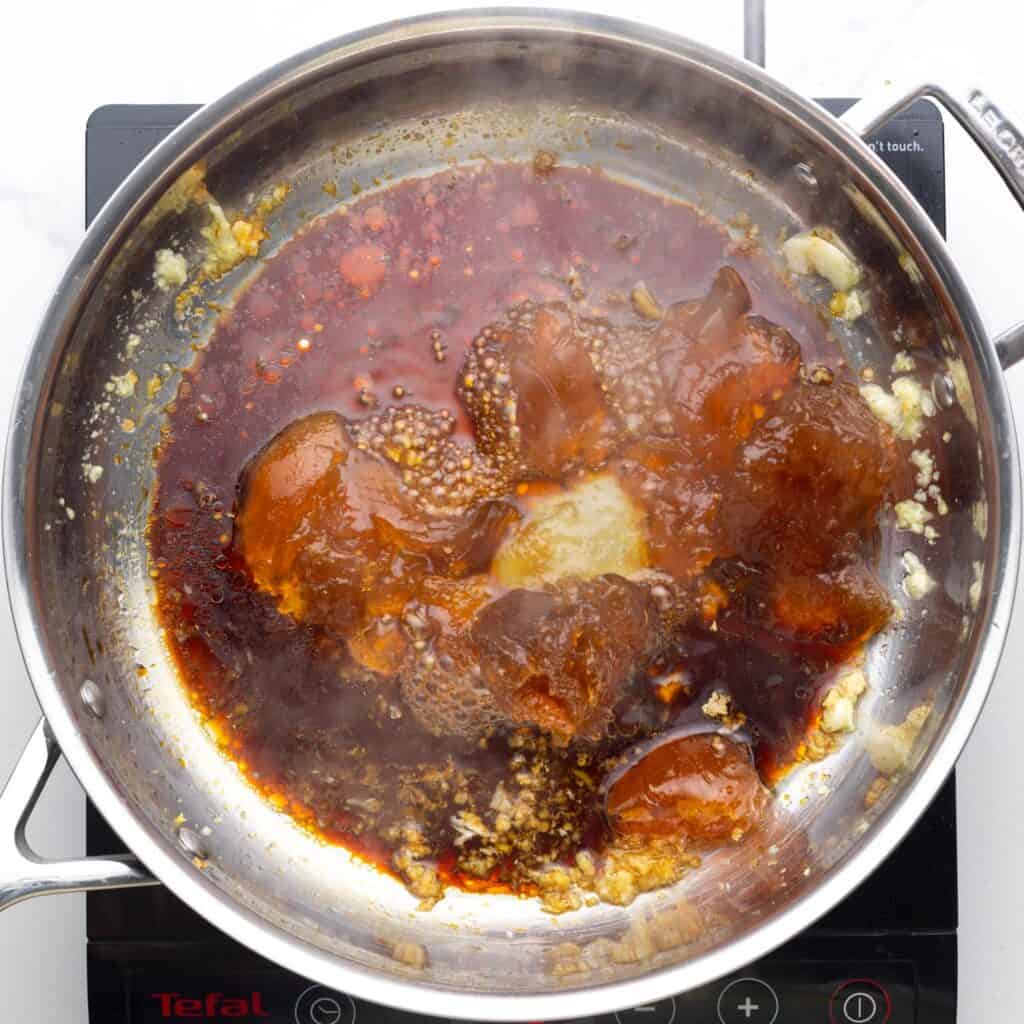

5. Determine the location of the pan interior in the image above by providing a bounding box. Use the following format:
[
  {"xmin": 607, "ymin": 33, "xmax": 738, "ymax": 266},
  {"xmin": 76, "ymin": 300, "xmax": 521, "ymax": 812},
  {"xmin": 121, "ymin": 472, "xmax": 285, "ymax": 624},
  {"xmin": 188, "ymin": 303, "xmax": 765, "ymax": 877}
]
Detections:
[{"xmin": 21, "ymin": 26, "xmax": 997, "ymax": 1000}]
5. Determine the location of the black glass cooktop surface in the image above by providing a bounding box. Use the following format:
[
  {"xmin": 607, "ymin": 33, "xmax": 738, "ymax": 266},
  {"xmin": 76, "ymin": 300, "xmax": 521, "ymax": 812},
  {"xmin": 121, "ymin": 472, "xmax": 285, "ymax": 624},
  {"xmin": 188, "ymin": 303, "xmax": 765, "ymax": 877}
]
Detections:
[{"xmin": 84, "ymin": 98, "xmax": 956, "ymax": 1024}]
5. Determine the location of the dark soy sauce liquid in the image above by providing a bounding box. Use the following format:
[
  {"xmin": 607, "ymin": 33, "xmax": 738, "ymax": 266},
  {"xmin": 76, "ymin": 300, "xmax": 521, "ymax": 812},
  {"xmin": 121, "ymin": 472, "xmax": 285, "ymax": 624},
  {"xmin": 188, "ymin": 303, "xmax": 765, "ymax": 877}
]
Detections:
[{"xmin": 150, "ymin": 162, "xmax": 861, "ymax": 888}]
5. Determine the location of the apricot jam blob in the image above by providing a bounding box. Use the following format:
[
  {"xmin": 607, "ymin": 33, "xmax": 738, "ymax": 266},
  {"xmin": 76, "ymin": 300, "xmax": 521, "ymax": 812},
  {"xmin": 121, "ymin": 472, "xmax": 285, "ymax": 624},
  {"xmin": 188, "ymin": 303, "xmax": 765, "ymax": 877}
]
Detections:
[{"xmin": 607, "ymin": 732, "xmax": 769, "ymax": 846}]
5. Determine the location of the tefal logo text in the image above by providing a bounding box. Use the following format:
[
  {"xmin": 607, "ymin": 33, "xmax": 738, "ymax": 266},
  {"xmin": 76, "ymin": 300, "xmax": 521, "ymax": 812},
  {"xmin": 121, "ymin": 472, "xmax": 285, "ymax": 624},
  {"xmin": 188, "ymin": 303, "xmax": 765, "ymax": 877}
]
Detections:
[{"xmin": 151, "ymin": 991, "xmax": 271, "ymax": 1017}]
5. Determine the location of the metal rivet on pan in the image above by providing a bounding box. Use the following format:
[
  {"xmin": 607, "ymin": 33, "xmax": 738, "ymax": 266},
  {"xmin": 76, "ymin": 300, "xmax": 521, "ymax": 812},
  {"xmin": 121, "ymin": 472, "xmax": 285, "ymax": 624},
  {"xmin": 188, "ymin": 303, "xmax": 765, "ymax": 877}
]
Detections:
[
  {"xmin": 79, "ymin": 679, "xmax": 105, "ymax": 719},
  {"xmin": 793, "ymin": 162, "xmax": 819, "ymax": 190},
  {"xmin": 177, "ymin": 826, "xmax": 209, "ymax": 860},
  {"xmin": 932, "ymin": 371, "xmax": 957, "ymax": 410}
]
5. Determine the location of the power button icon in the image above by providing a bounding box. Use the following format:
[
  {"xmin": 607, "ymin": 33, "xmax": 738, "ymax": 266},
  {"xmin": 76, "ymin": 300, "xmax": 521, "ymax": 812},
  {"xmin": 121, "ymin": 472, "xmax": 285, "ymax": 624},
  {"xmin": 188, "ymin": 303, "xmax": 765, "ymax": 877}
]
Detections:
[
  {"xmin": 829, "ymin": 979, "xmax": 891, "ymax": 1024},
  {"xmin": 843, "ymin": 991, "xmax": 877, "ymax": 1023}
]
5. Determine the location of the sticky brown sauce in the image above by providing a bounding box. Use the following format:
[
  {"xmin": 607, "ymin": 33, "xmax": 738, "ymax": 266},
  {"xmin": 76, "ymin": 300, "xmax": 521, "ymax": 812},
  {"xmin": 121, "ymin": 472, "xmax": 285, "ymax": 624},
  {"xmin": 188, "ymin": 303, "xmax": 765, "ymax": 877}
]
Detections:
[{"xmin": 150, "ymin": 162, "xmax": 894, "ymax": 898}]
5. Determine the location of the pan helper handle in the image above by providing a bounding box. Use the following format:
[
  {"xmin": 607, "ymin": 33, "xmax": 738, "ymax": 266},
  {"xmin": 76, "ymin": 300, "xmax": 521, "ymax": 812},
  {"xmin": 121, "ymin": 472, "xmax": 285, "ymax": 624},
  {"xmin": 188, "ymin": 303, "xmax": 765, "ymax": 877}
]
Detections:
[
  {"xmin": 841, "ymin": 68, "xmax": 1024, "ymax": 369},
  {"xmin": 0, "ymin": 719, "xmax": 156, "ymax": 911}
]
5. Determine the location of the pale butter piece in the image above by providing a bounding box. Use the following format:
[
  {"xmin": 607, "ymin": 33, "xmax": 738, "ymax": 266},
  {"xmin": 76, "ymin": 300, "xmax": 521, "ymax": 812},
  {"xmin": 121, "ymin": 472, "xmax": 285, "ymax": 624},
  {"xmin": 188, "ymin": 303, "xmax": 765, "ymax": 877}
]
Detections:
[{"xmin": 492, "ymin": 475, "xmax": 648, "ymax": 589}]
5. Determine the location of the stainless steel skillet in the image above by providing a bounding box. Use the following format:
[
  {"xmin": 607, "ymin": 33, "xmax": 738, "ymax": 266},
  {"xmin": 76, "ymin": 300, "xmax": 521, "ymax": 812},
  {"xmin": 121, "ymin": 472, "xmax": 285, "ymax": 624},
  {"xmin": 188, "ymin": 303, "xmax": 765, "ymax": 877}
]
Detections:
[{"xmin": 2, "ymin": 10, "xmax": 1022, "ymax": 1020}]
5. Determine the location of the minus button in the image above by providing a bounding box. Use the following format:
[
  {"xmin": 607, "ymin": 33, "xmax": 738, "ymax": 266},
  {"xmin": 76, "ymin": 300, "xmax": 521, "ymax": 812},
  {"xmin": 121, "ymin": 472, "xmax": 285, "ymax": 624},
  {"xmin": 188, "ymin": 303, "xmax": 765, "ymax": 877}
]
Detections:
[{"xmin": 614, "ymin": 997, "xmax": 677, "ymax": 1024}]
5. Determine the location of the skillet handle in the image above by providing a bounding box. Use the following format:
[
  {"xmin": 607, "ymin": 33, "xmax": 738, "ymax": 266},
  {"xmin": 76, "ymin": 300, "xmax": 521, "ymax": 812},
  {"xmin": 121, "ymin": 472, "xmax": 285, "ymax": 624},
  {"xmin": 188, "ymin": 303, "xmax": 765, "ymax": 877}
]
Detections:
[
  {"xmin": 0, "ymin": 719, "xmax": 157, "ymax": 911},
  {"xmin": 841, "ymin": 77, "xmax": 1024, "ymax": 368}
]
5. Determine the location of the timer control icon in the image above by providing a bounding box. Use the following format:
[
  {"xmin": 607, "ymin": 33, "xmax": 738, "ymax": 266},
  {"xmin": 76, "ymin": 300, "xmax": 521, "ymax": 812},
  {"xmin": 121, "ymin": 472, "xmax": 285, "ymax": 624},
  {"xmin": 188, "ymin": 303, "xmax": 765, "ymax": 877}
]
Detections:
[{"xmin": 294, "ymin": 984, "xmax": 357, "ymax": 1024}]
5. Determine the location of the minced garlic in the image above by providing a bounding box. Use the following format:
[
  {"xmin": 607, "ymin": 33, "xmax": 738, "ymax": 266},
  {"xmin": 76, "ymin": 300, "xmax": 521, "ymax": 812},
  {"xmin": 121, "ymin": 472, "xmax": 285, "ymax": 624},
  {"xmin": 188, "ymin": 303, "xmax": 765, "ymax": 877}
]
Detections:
[
  {"xmin": 391, "ymin": 941, "xmax": 428, "ymax": 969},
  {"xmin": 153, "ymin": 248, "xmax": 187, "ymax": 290},
  {"xmin": 201, "ymin": 201, "xmax": 266, "ymax": 277},
  {"xmin": 702, "ymin": 689, "xmax": 746, "ymax": 730},
  {"xmin": 860, "ymin": 376, "xmax": 934, "ymax": 442},
  {"xmin": 972, "ymin": 500, "xmax": 988, "ymax": 540},
  {"xmin": 969, "ymin": 561, "xmax": 984, "ymax": 611},
  {"xmin": 106, "ymin": 369, "xmax": 138, "ymax": 397},
  {"xmin": 829, "ymin": 289, "xmax": 866, "ymax": 321},
  {"xmin": 865, "ymin": 705, "xmax": 931, "ymax": 775},
  {"xmin": 820, "ymin": 668, "xmax": 868, "ymax": 734},
  {"xmin": 151, "ymin": 163, "xmax": 208, "ymax": 219},
  {"xmin": 895, "ymin": 498, "xmax": 933, "ymax": 534},
  {"xmin": 901, "ymin": 551, "xmax": 935, "ymax": 599},
  {"xmin": 909, "ymin": 449, "xmax": 935, "ymax": 488},
  {"xmin": 892, "ymin": 352, "xmax": 916, "ymax": 373},
  {"xmin": 783, "ymin": 230, "xmax": 861, "ymax": 291},
  {"xmin": 805, "ymin": 666, "xmax": 869, "ymax": 762}
]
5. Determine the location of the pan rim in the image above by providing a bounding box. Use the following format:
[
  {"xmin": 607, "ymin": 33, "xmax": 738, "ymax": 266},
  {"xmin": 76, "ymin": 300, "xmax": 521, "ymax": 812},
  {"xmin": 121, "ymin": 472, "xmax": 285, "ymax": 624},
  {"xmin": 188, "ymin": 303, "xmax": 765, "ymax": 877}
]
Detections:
[{"xmin": 4, "ymin": 8, "xmax": 1019, "ymax": 1019}]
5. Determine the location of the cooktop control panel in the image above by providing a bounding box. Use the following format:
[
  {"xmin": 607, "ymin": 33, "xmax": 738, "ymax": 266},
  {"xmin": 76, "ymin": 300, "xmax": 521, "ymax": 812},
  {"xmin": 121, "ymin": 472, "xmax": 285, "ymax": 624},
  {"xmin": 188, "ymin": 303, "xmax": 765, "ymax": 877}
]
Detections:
[
  {"xmin": 87, "ymin": 930, "xmax": 950, "ymax": 1022},
  {"xmin": 84, "ymin": 100, "xmax": 954, "ymax": 1024},
  {"xmin": 90, "ymin": 950, "xmax": 929, "ymax": 1024}
]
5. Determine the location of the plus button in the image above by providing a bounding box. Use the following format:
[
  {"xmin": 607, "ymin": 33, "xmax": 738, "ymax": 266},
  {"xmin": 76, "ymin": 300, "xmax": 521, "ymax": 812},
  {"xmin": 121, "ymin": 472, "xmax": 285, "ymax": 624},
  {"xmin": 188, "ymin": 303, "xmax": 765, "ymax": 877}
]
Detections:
[
  {"xmin": 716, "ymin": 977, "xmax": 779, "ymax": 1024},
  {"xmin": 737, "ymin": 996, "xmax": 760, "ymax": 1019}
]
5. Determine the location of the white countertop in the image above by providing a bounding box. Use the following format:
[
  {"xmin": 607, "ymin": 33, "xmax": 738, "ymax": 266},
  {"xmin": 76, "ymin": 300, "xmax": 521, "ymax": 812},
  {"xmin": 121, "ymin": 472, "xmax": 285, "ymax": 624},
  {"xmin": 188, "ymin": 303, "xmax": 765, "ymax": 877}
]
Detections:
[{"xmin": 1, "ymin": 1, "xmax": 1021, "ymax": 1020}]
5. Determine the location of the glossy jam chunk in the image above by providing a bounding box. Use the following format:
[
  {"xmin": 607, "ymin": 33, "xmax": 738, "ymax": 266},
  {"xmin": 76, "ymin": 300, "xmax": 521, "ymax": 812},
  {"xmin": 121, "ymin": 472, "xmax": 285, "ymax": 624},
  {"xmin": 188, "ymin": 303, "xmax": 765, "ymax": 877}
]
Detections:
[
  {"xmin": 656, "ymin": 268, "xmax": 802, "ymax": 460},
  {"xmin": 657, "ymin": 265, "xmax": 754, "ymax": 343},
  {"xmin": 472, "ymin": 575, "xmax": 662, "ymax": 742},
  {"xmin": 607, "ymin": 732, "xmax": 769, "ymax": 845},
  {"xmin": 234, "ymin": 410, "xmax": 517, "ymax": 646},
  {"xmin": 613, "ymin": 441, "xmax": 722, "ymax": 581},
  {"xmin": 767, "ymin": 564, "xmax": 892, "ymax": 649},
  {"xmin": 722, "ymin": 380, "xmax": 896, "ymax": 572},
  {"xmin": 458, "ymin": 302, "xmax": 615, "ymax": 477},
  {"xmin": 233, "ymin": 411, "xmax": 400, "ymax": 632},
  {"xmin": 711, "ymin": 559, "xmax": 892, "ymax": 661},
  {"xmin": 398, "ymin": 575, "xmax": 509, "ymax": 741}
]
